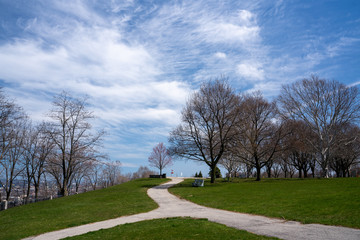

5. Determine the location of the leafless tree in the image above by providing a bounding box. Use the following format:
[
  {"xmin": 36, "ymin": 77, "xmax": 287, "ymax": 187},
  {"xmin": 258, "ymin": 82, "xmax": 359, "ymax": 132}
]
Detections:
[
  {"xmin": 329, "ymin": 124, "xmax": 360, "ymax": 177},
  {"xmin": 219, "ymin": 152, "xmax": 241, "ymax": 181},
  {"xmin": 283, "ymin": 120, "xmax": 315, "ymax": 178},
  {"xmin": 233, "ymin": 92, "xmax": 286, "ymax": 181},
  {"xmin": 148, "ymin": 142, "xmax": 172, "ymax": 176},
  {"xmin": 0, "ymin": 90, "xmax": 27, "ymax": 200},
  {"xmin": 169, "ymin": 78, "xmax": 241, "ymax": 183},
  {"xmin": 71, "ymin": 160, "xmax": 93, "ymax": 193},
  {"xmin": 85, "ymin": 161, "xmax": 103, "ymax": 190},
  {"xmin": 33, "ymin": 123, "xmax": 55, "ymax": 199},
  {"xmin": 1, "ymin": 118, "xmax": 27, "ymax": 201},
  {"xmin": 273, "ymin": 165, "xmax": 282, "ymax": 178},
  {"xmin": 101, "ymin": 161, "xmax": 121, "ymax": 187},
  {"xmin": 131, "ymin": 166, "xmax": 156, "ymax": 179},
  {"xmin": 278, "ymin": 75, "xmax": 360, "ymax": 177},
  {"xmin": 23, "ymin": 123, "xmax": 39, "ymax": 203},
  {"xmin": 22, "ymin": 122, "xmax": 54, "ymax": 202},
  {"xmin": 46, "ymin": 92, "xmax": 105, "ymax": 196}
]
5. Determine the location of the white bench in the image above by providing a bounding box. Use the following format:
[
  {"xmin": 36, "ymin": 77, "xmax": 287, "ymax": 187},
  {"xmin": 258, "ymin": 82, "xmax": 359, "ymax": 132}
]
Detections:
[{"xmin": 192, "ymin": 179, "xmax": 204, "ymax": 187}]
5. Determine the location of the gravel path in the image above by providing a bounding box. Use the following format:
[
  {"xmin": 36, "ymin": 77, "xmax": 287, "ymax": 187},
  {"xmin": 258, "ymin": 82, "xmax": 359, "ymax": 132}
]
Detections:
[{"xmin": 25, "ymin": 177, "xmax": 360, "ymax": 240}]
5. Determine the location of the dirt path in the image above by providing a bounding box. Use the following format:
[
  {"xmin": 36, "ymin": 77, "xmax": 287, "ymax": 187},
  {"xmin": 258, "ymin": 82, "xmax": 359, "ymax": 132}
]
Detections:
[{"xmin": 25, "ymin": 178, "xmax": 360, "ymax": 240}]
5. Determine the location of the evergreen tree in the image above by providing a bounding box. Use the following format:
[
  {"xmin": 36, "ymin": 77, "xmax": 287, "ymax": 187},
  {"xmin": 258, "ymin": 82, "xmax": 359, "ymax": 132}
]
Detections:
[{"xmin": 209, "ymin": 167, "xmax": 222, "ymax": 179}]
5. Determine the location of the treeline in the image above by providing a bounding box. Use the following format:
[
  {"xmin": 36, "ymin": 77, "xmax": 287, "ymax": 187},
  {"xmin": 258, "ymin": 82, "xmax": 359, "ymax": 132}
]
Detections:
[
  {"xmin": 0, "ymin": 90, "xmax": 131, "ymax": 206},
  {"xmin": 169, "ymin": 76, "xmax": 360, "ymax": 182}
]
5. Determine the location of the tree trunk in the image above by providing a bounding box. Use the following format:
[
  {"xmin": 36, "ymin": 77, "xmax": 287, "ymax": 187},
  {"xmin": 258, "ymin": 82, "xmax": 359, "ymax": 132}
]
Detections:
[
  {"xmin": 60, "ymin": 184, "xmax": 69, "ymax": 197},
  {"xmin": 311, "ymin": 167, "xmax": 315, "ymax": 178},
  {"xmin": 34, "ymin": 183, "xmax": 39, "ymax": 200},
  {"xmin": 336, "ymin": 169, "xmax": 341, "ymax": 177},
  {"xmin": 25, "ymin": 180, "xmax": 31, "ymax": 204},
  {"xmin": 267, "ymin": 167, "xmax": 271, "ymax": 178},
  {"xmin": 344, "ymin": 168, "xmax": 350, "ymax": 177},
  {"xmin": 256, "ymin": 166, "xmax": 261, "ymax": 181},
  {"xmin": 321, "ymin": 154, "xmax": 329, "ymax": 178},
  {"xmin": 303, "ymin": 168, "xmax": 308, "ymax": 178},
  {"xmin": 246, "ymin": 166, "xmax": 252, "ymax": 178},
  {"xmin": 6, "ymin": 180, "xmax": 13, "ymax": 201},
  {"xmin": 210, "ymin": 165, "xmax": 216, "ymax": 183}
]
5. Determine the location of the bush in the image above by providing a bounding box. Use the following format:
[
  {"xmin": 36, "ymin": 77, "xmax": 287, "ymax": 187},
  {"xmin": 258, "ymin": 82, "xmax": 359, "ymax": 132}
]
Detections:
[{"xmin": 209, "ymin": 167, "xmax": 222, "ymax": 179}]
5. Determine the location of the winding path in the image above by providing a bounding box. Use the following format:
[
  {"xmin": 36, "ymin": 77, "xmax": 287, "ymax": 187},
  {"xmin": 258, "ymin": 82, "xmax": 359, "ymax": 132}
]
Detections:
[{"xmin": 25, "ymin": 178, "xmax": 360, "ymax": 240}]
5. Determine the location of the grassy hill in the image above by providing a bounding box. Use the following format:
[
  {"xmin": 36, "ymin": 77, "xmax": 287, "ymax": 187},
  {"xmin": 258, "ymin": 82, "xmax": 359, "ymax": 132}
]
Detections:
[
  {"xmin": 170, "ymin": 177, "xmax": 360, "ymax": 229},
  {"xmin": 0, "ymin": 178, "xmax": 168, "ymax": 240}
]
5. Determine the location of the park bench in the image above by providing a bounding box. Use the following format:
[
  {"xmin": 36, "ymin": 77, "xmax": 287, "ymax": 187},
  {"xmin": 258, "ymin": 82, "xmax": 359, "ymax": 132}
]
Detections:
[
  {"xmin": 149, "ymin": 174, "xmax": 166, "ymax": 178},
  {"xmin": 192, "ymin": 179, "xmax": 204, "ymax": 187}
]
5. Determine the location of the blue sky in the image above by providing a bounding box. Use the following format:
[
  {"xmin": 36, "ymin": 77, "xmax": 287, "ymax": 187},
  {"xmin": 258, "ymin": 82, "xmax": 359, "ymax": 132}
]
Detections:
[{"xmin": 1, "ymin": 0, "xmax": 360, "ymax": 177}]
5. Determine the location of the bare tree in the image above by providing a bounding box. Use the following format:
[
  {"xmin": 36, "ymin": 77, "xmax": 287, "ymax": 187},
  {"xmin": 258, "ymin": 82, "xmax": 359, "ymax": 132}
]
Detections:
[
  {"xmin": 33, "ymin": 123, "xmax": 54, "ymax": 199},
  {"xmin": 169, "ymin": 78, "xmax": 241, "ymax": 183},
  {"xmin": 284, "ymin": 120, "xmax": 314, "ymax": 178},
  {"xmin": 46, "ymin": 92, "xmax": 105, "ymax": 196},
  {"xmin": 0, "ymin": 90, "xmax": 27, "ymax": 200},
  {"xmin": 148, "ymin": 142, "xmax": 172, "ymax": 176},
  {"xmin": 23, "ymin": 123, "xmax": 39, "ymax": 203},
  {"xmin": 101, "ymin": 161, "xmax": 121, "ymax": 187},
  {"xmin": 219, "ymin": 152, "xmax": 241, "ymax": 181},
  {"xmin": 131, "ymin": 166, "xmax": 156, "ymax": 179},
  {"xmin": 278, "ymin": 75, "xmax": 360, "ymax": 177},
  {"xmin": 330, "ymin": 124, "xmax": 360, "ymax": 177},
  {"xmin": 86, "ymin": 161, "xmax": 103, "ymax": 190},
  {"xmin": 233, "ymin": 92, "xmax": 286, "ymax": 181},
  {"xmin": 71, "ymin": 160, "xmax": 93, "ymax": 193},
  {"xmin": 272, "ymin": 161, "xmax": 282, "ymax": 178},
  {"xmin": 1, "ymin": 119, "xmax": 27, "ymax": 201}
]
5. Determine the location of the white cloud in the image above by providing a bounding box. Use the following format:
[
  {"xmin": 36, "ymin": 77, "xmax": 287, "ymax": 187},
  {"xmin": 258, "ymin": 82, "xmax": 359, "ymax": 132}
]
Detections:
[
  {"xmin": 194, "ymin": 7, "xmax": 260, "ymax": 45},
  {"xmin": 237, "ymin": 61, "xmax": 265, "ymax": 81},
  {"xmin": 326, "ymin": 37, "xmax": 360, "ymax": 58},
  {"xmin": 110, "ymin": 0, "xmax": 135, "ymax": 13},
  {"xmin": 214, "ymin": 52, "xmax": 227, "ymax": 59},
  {"xmin": 0, "ymin": 2, "xmax": 194, "ymax": 133},
  {"xmin": 238, "ymin": 9, "xmax": 256, "ymax": 25},
  {"xmin": 347, "ymin": 80, "xmax": 360, "ymax": 87},
  {"xmin": 0, "ymin": 29, "xmax": 160, "ymax": 86},
  {"xmin": 96, "ymin": 107, "xmax": 181, "ymax": 126},
  {"xmin": 52, "ymin": 0, "xmax": 105, "ymax": 25},
  {"xmin": 198, "ymin": 21, "xmax": 260, "ymax": 45}
]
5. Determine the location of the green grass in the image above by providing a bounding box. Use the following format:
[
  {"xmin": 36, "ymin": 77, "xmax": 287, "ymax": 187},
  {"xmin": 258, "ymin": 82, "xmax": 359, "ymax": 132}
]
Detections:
[
  {"xmin": 169, "ymin": 178, "xmax": 360, "ymax": 229},
  {"xmin": 0, "ymin": 178, "xmax": 168, "ymax": 240},
  {"xmin": 65, "ymin": 217, "xmax": 278, "ymax": 240}
]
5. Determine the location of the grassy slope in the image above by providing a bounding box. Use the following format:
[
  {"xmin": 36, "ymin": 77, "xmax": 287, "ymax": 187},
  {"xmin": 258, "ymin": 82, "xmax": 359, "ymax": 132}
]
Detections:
[
  {"xmin": 170, "ymin": 178, "xmax": 360, "ymax": 229},
  {"xmin": 66, "ymin": 217, "xmax": 279, "ymax": 240},
  {"xmin": 0, "ymin": 178, "xmax": 168, "ymax": 240}
]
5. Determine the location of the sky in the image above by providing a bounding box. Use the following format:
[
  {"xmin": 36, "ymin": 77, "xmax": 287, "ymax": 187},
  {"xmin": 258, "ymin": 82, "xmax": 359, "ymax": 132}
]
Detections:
[{"xmin": 0, "ymin": 0, "xmax": 360, "ymax": 177}]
